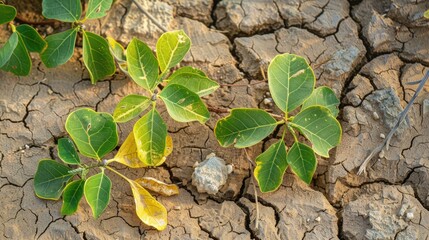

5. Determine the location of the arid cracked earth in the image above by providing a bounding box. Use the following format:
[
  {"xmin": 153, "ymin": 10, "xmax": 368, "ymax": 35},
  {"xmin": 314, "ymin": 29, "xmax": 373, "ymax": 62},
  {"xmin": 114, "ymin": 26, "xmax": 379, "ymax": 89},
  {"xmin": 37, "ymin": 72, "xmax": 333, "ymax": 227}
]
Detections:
[{"xmin": 1, "ymin": 0, "xmax": 429, "ymax": 239}]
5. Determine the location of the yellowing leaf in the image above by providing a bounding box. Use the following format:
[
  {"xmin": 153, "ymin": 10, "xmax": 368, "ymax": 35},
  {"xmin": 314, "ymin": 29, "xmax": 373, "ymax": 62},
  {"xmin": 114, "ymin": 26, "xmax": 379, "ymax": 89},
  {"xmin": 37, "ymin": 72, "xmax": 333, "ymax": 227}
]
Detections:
[
  {"xmin": 113, "ymin": 131, "xmax": 147, "ymax": 168},
  {"xmin": 128, "ymin": 180, "xmax": 167, "ymax": 230},
  {"xmin": 135, "ymin": 177, "xmax": 179, "ymax": 197},
  {"xmin": 114, "ymin": 132, "xmax": 173, "ymax": 168},
  {"xmin": 164, "ymin": 135, "xmax": 173, "ymax": 157}
]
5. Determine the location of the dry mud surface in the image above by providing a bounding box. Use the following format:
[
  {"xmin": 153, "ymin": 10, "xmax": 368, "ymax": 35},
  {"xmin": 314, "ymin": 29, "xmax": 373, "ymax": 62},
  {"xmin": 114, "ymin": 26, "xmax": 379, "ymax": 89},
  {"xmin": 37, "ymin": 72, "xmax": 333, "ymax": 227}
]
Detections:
[{"xmin": 1, "ymin": 0, "xmax": 429, "ymax": 239}]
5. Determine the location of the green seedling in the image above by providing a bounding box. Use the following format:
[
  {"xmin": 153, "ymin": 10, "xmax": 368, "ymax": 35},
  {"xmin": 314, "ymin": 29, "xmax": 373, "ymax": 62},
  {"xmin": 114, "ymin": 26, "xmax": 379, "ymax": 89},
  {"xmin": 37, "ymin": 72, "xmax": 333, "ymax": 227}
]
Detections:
[
  {"xmin": 214, "ymin": 53, "xmax": 342, "ymax": 192},
  {"xmin": 0, "ymin": 3, "xmax": 47, "ymax": 76}
]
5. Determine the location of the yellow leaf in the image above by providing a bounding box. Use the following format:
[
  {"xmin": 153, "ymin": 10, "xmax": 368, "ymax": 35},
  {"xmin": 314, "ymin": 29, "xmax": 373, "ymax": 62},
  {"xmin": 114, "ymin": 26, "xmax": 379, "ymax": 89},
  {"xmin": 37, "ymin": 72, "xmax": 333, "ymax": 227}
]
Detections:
[
  {"xmin": 135, "ymin": 177, "xmax": 179, "ymax": 197},
  {"xmin": 164, "ymin": 135, "xmax": 173, "ymax": 157},
  {"xmin": 113, "ymin": 132, "xmax": 147, "ymax": 168},
  {"xmin": 128, "ymin": 180, "xmax": 167, "ymax": 230}
]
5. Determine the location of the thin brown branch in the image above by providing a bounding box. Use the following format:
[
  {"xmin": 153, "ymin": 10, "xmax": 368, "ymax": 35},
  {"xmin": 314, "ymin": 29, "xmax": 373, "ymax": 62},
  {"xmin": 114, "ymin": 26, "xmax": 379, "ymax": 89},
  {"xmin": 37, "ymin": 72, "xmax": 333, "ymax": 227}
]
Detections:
[{"xmin": 358, "ymin": 70, "xmax": 429, "ymax": 175}]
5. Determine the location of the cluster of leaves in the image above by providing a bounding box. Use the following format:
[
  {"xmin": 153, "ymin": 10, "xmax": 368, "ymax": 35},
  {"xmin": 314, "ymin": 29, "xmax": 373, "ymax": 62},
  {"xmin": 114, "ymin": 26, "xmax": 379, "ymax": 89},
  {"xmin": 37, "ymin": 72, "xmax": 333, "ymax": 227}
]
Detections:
[
  {"xmin": 34, "ymin": 27, "xmax": 219, "ymax": 229},
  {"xmin": 34, "ymin": 108, "xmax": 179, "ymax": 230},
  {"xmin": 107, "ymin": 30, "xmax": 219, "ymax": 167},
  {"xmin": 40, "ymin": 0, "xmax": 115, "ymax": 84},
  {"xmin": 0, "ymin": 3, "xmax": 47, "ymax": 76},
  {"xmin": 0, "ymin": 0, "xmax": 116, "ymax": 83},
  {"xmin": 214, "ymin": 53, "xmax": 342, "ymax": 192}
]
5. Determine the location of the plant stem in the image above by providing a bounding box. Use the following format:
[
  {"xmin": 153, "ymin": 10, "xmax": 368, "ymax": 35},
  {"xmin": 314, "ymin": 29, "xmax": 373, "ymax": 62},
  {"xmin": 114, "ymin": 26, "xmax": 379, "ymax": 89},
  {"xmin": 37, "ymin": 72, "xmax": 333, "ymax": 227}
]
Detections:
[
  {"xmin": 358, "ymin": 70, "xmax": 429, "ymax": 175},
  {"xmin": 206, "ymin": 105, "xmax": 284, "ymax": 120},
  {"xmin": 106, "ymin": 166, "xmax": 130, "ymax": 182},
  {"xmin": 287, "ymin": 123, "xmax": 299, "ymax": 142},
  {"xmin": 244, "ymin": 148, "xmax": 259, "ymax": 231},
  {"xmin": 130, "ymin": 0, "xmax": 168, "ymax": 33}
]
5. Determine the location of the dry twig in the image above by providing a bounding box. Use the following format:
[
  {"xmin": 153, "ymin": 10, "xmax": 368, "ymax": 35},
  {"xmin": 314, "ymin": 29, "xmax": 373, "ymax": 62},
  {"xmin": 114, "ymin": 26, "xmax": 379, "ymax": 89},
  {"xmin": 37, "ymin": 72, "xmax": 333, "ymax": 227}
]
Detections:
[{"xmin": 358, "ymin": 71, "xmax": 429, "ymax": 175}]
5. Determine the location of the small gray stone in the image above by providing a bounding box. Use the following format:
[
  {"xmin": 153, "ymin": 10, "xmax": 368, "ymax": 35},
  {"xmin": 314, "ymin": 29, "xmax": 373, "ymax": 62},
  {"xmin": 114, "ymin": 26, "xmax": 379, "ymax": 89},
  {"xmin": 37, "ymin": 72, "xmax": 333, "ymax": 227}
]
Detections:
[{"xmin": 192, "ymin": 153, "xmax": 233, "ymax": 195}]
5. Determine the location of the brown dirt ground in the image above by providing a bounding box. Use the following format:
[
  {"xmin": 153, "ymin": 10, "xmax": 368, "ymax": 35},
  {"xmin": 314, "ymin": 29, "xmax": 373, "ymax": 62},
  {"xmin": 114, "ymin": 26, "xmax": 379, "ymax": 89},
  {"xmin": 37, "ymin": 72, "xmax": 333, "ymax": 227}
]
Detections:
[{"xmin": 1, "ymin": 0, "xmax": 429, "ymax": 239}]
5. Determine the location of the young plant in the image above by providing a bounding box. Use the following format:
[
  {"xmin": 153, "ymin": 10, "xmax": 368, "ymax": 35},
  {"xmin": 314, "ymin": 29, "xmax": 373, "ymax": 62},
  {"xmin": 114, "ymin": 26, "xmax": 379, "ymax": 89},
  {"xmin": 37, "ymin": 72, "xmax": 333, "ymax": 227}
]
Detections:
[
  {"xmin": 108, "ymin": 30, "xmax": 219, "ymax": 167},
  {"xmin": 34, "ymin": 108, "xmax": 178, "ymax": 230},
  {"xmin": 34, "ymin": 31, "xmax": 219, "ymax": 230},
  {"xmin": 0, "ymin": 3, "xmax": 47, "ymax": 76},
  {"xmin": 40, "ymin": 0, "xmax": 116, "ymax": 84},
  {"xmin": 214, "ymin": 53, "xmax": 342, "ymax": 192}
]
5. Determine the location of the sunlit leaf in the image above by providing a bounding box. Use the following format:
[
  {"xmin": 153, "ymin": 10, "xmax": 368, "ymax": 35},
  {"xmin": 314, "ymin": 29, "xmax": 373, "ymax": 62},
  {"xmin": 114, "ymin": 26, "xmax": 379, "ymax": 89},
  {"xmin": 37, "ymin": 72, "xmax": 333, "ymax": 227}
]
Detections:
[
  {"xmin": 1, "ymin": 32, "xmax": 31, "ymax": 76},
  {"xmin": 65, "ymin": 108, "xmax": 118, "ymax": 160},
  {"xmin": 159, "ymin": 84, "xmax": 209, "ymax": 123},
  {"xmin": 301, "ymin": 86, "xmax": 339, "ymax": 117},
  {"xmin": 113, "ymin": 131, "xmax": 147, "ymax": 168},
  {"xmin": 254, "ymin": 140, "xmax": 287, "ymax": 192},
  {"xmin": 58, "ymin": 138, "xmax": 80, "ymax": 165},
  {"xmin": 0, "ymin": 32, "xmax": 18, "ymax": 68},
  {"xmin": 42, "ymin": 0, "xmax": 82, "ymax": 22},
  {"xmin": 61, "ymin": 179, "xmax": 85, "ymax": 215},
  {"xmin": 34, "ymin": 159, "xmax": 73, "ymax": 200},
  {"xmin": 0, "ymin": 4, "xmax": 16, "ymax": 25},
  {"xmin": 16, "ymin": 24, "xmax": 47, "ymax": 53},
  {"xmin": 84, "ymin": 171, "xmax": 111, "ymax": 219},
  {"xmin": 156, "ymin": 30, "xmax": 191, "ymax": 75},
  {"xmin": 268, "ymin": 53, "xmax": 315, "ymax": 113},
  {"xmin": 291, "ymin": 106, "xmax": 341, "ymax": 158},
  {"xmin": 82, "ymin": 30, "xmax": 116, "ymax": 84},
  {"xmin": 113, "ymin": 94, "xmax": 150, "ymax": 123},
  {"xmin": 128, "ymin": 179, "xmax": 167, "ymax": 230},
  {"xmin": 167, "ymin": 67, "xmax": 219, "ymax": 96},
  {"xmin": 127, "ymin": 37, "xmax": 159, "ymax": 91},
  {"xmin": 215, "ymin": 108, "xmax": 278, "ymax": 148},
  {"xmin": 107, "ymin": 36, "xmax": 126, "ymax": 62},
  {"xmin": 135, "ymin": 177, "xmax": 179, "ymax": 196},
  {"xmin": 133, "ymin": 108, "xmax": 168, "ymax": 166},
  {"xmin": 287, "ymin": 142, "xmax": 316, "ymax": 184},
  {"xmin": 85, "ymin": 0, "xmax": 113, "ymax": 19},
  {"xmin": 41, "ymin": 28, "xmax": 78, "ymax": 68},
  {"xmin": 425, "ymin": 10, "xmax": 429, "ymax": 19}
]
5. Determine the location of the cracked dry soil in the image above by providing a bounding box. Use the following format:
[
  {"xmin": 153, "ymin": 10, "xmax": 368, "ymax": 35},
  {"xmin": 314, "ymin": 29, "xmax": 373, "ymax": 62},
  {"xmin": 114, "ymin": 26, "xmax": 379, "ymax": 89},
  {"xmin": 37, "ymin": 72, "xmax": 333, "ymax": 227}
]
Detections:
[{"xmin": 1, "ymin": 0, "xmax": 429, "ymax": 239}]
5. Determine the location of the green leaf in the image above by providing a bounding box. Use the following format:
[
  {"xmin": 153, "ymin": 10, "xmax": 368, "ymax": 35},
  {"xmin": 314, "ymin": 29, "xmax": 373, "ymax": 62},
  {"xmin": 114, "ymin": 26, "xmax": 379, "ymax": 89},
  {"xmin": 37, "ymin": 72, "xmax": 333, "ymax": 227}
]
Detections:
[
  {"xmin": 61, "ymin": 179, "xmax": 85, "ymax": 215},
  {"xmin": 167, "ymin": 67, "xmax": 219, "ymax": 96},
  {"xmin": 42, "ymin": 0, "xmax": 82, "ymax": 22},
  {"xmin": 0, "ymin": 4, "xmax": 16, "ymax": 25},
  {"xmin": 169, "ymin": 66, "xmax": 206, "ymax": 78},
  {"xmin": 84, "ymin": 172, "xmax": 111, "ymax": 219},
  {"xmin": 58, "ymin": 138, "xmax": 80, "ymax": 165},
  {"xmin": 159, "ymin": 84, "xmax": 210, "ymax": 123},
  {"xmin": 156, "ymin": 30, "xmax": 191, "ymax": 75},
  {"xmin": 85, "ymin": 0, "xmax": 113, "ymax": 19},
  {"xmin": 287, "ymin": 142, "xmax": 316, "ymax": 184},
  {"xmin": 268, "ymin": 53, "xmax": 315, "ymax": 113},
  {"xmin": 425, "ymin": 10, "xmax": 429, "ymax": 19},
  {"xmin": 34, "ymin": 159, "xmax": 73, "ymax": 200},
  {"xmin": 107, "ymin": 37, "xmax": 126, "ymax": 62},
  {"xmin": 65, "ymin": 108, "xmax": 118, "ymax": 160},
  {"xmin": 0, "ymin": 32, "xmax": 18, "ymax": 68},
  {"xmin": 113, "ymin": 94, "xmax": 150, "ymax": 123},
  {"xmin": 82, "ymin": 30, "xmax": 116, "ymax": 84},
  {"xmin": 1, "ymin": 33, "xmax": 31, "ymax": 76},
  {"xmin": 214, "ymin": 109, "xmax": 278, "ymax": 148},
  {"xmin": 302, "ymin": 86, "xmax": 340, "ymax": 117},
  {"xmin": 254, "ymin": 140, "xmax": 288, "ymax": 193},
  {"xmin": 41, "ymin": 28, "xmax": 78, "ymax": 68},
  {"xmin": 107, "ymin": 37, "xmax": 128, "ymax": 73},
  {"xmin": 127, "ymin": 37, "xmax": 159, "ymax": 91},
  {"xmin": 291, "ymin": 106, "xmax": 342, "ymax": 158},
  {"xmin": 133, "ymin": 108, "xmax": 167, "ymax": 166},
  {"xmin": 16, "ymin": 24, "xmax": 47, "ymax": 53}
]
